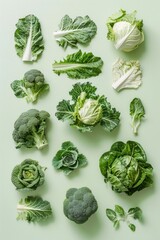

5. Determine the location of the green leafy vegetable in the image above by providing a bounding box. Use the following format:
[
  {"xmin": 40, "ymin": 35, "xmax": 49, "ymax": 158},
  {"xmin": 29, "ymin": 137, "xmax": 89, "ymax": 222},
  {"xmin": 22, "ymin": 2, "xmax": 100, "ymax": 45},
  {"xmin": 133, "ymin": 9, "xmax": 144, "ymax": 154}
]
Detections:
[
  {"xmin": 12, "ymin": 109, "xmax": 50, "ymax": 149},
  {"xmin": 17, "ymin": 196, "xmax": 52, "ymax": 223},
  {"xmin": 112, "ymin": 58, "xmax": 142, "ymax": 91},
  {"xmin": 53, "ymin": 15, "xmax": 97, "ymax": 49},
  {"xmin": 99, "ymin": 140, "xmax": 153, "ymax": 195},
  {"xmin": 11, "ymin": 69, "xmax": 49, "ymax": 103},
  {"xmin": 63, "ymin": 187, "xmax": 98, "ymax": 224},
  {"xmin": 52, "ymin": 50, "xmax": 103, "ymax": 79},
  {"xmin": 11, "ymin": 159, "xmax": 46, "ymax": 190},
  {"xmin": 130, "ymin": 98, "xmax": 145, "ymax": 134},
  {"xmin": 107, "ymin": 9, "xmax": 144, "ymax": 52},
  {"xmin": 52, "ymin": 141, "xmax": 87, "ymax": 175},
  {"xmin": 55, "ymin": 82, "xmax": 120, "ymax": 133},
  {"xmin": 106, "ymin": 205, "xmax": 142, "ymax": 231},
  {"xmin": 14, "ymin": 14, "xmax": 44, "ymax": 62}
]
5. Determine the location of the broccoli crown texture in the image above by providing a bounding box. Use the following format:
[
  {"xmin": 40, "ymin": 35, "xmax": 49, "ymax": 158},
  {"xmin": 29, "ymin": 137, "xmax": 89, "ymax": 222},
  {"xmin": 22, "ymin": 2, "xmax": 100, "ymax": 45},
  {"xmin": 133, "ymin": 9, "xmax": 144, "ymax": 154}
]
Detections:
[
  {"xmin": 10, "ymin": 69, "xmax": 49, "ymax": 103},
  {"xmin": 12, "ymin": 109, "xmax": 50, "ymax": 149},
  {"xmin": 63, "ymin": 187, "xmax": 98, "ymax": 224},
  {"xmin": 24, "ymin": 69, "xmax": 45, "ymax": 87}
]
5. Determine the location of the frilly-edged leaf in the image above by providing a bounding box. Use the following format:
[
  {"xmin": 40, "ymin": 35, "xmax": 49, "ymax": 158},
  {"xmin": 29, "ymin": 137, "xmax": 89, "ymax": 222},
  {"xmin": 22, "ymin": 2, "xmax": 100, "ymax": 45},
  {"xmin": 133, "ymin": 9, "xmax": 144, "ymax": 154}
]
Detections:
[
  {"xmin": 17, "ymin": 196, "xmax": 52, "ymax": 222},
  {"xmin": 52, "ymin": 50, "xmax": 103, "ymax": 79},
  {"xmin": 112, "ymin": 58, "xmax": 142, "ymax": 91},
  {"xmin": 53, "ymin": 15, "xmax": 97, "ymax": 49},
  {"xmin": 69, "ymin": 82, "xmax": 97, "ymax": 102},
  {"xmin": 52, "ymin": 141, "xmax": 87, "ymax": 175},
  {"xmin": 55, "ymin": 100, "xmax": 75, "ymax": 121}
]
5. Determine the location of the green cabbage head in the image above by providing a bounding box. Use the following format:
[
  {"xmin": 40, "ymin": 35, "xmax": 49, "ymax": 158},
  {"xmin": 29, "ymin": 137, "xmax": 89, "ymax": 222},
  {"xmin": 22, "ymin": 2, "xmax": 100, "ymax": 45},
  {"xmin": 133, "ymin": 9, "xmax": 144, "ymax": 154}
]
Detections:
[
  {"xmin": 78, "ymin": 99, "xmax": 102, "ymax": 125},
  {"xmin": 99, "ymin": 141, "xmax": 153, "ymax": 195},
  {"xmin": 11, "ymin": 159, "xmax": 45, "ymax": 190}
]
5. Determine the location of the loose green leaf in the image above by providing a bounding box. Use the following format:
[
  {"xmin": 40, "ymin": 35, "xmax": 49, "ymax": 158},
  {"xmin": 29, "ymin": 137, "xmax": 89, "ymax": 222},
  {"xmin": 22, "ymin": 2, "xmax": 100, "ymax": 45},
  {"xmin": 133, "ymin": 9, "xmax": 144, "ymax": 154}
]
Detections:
[
  {"xmin": 55, "ymin": 82, "xmax": 120, "ymax": 133},
  {"xmin": 17, "ymin": 196, "xmax": 52, "ymax": 222},
  {"xmin": 106, "ymin": 209, "xmax": 117, "ymax": 221},
  {"xmin": 128, "ymin": 207, "xmax": 142, "ymax": 220},
  {"xmin": 128, "ymin": 223, "xmax": 136, "ymax": 232},
  {"xmin": 14, "ymin": 15, "xmax": 44, "ymax": 62},
  {"xmin": 130, "ymin": 98, "xmax": 145, "ymax": 134},
  {"xmin": 115, "ymin": 205, "xmax": 125, "ymax": 217},
  {"xmin": 53, "ymin": 15, "xmax": 97, "ymax": 49},
  {"xmin": 113, "ymin": 219, "xmax": 120, "ymax": 229},
  {"xmin": 52, "ymin": 141, "xmax": 87, "ymax": 175},
  {"xmin": 52, "ymin": 50, "xmax": 103, "ymax": 79}
]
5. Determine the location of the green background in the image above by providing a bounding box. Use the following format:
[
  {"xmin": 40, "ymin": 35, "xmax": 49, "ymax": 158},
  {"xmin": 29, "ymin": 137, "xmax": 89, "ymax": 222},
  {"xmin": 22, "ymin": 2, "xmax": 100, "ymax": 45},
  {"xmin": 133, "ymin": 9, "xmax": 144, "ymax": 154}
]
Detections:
[{"xmin": 0, "ymin": 0, "xmax": 159, "ymax": 239}]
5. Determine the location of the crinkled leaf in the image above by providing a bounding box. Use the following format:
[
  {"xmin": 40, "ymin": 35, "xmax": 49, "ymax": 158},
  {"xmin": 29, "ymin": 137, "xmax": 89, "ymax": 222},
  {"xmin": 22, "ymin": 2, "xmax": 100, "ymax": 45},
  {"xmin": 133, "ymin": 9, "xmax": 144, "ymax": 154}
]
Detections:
[
  {"xmin": 17, "ymin": 196, "xmax": 52, "ymax": 222},
  {"xmin": 52, "ymin": 50, "xmax": 103, "ymax": 79},
  {"xmin": 53, "ymin": 15, "xmax": 97, "ymax": 49},
  {"xmin": 112, "ymin": 58, "xmax": 142, "ymax": 91},
  {"xmin": 55, "ymin": 100, "xmax": 75, "ymax": 121}
]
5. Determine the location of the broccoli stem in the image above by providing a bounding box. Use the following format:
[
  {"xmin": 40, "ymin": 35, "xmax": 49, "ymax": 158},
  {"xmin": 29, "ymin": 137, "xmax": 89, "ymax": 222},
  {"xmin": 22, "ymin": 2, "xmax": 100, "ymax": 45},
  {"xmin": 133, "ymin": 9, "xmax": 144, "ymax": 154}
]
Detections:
[{"xmin": 33, "ymin": 131, "xmax": 48, "ymax": 150}]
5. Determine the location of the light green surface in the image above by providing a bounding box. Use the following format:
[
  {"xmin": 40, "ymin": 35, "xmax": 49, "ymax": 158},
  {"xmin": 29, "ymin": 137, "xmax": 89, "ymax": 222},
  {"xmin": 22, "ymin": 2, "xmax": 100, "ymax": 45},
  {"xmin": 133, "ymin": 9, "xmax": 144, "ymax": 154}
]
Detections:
[{"xmin": 0, "ymin": 0, "xmax": 160, "ymax": 239}]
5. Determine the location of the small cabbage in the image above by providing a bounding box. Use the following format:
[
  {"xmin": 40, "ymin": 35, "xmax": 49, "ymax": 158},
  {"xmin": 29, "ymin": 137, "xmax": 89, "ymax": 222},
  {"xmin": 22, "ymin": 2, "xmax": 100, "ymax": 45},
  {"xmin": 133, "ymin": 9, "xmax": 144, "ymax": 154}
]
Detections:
[
  {"xmin": 99, "ymin": 141, "xmax": 153, "ymax": 195},
  {"xmin": 78, "ymin": 99, "xmax": 102, "ymax": 125},
  {"xmin": 107, "ymin": 9, "xmax": 144, "ymax": 52}
]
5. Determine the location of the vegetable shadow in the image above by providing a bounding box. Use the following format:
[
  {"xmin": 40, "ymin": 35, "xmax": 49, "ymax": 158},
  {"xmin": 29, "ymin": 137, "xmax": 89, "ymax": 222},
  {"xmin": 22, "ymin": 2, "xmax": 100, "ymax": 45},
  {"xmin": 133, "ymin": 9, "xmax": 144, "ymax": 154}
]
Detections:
[{"xmin": 73, "ymin": 212, "xmax": 102, "ymax": 238}]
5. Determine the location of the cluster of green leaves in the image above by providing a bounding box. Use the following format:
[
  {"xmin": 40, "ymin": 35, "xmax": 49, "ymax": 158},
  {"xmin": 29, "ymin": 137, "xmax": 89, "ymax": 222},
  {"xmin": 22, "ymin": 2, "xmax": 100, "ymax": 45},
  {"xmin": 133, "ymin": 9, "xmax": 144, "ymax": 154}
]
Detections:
[
  {"xmin": 56, "ymin": 82, "xmax": 120, "ymax": 133},
  {"xmin": 106, "ymin": 205, "xmax": 142, "ymax": 231},
  {"xmin": 17, "ymin": 196, "xmax": 52, "ymax": 223},
  {"xmin": 52, "ymin": 141, "xmax": 87, "ymax": 175},
  {"xmin": 99, "ymin": 140, "xmax": 153, "ymax": 195},
  {"xmin": 11, "ymin": 159, "xmax": 46, "ymax": 191}
]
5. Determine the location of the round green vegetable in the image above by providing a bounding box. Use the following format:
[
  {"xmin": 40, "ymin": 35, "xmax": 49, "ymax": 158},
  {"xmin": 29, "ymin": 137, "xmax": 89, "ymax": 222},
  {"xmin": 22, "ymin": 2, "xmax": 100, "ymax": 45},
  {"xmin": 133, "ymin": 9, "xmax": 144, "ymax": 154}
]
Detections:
[
  {"xmin": 11, "ymin": 159, "xmax": 45, "ymax": 190},
  {"xmin": 99, "ymin": 141, "xmax": 153, "ymax": 195}
]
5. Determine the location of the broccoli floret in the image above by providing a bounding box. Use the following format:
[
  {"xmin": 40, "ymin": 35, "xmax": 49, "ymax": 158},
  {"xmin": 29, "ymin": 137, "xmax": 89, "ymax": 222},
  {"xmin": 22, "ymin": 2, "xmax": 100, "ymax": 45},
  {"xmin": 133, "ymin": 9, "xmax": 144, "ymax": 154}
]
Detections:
[
  {"xmin": 12, "ymin": 109, "xmax": 50, "ymax": 149},
  {"xmin": 63, "ymin": 187, "xmax": 98, "ymax": 224},
  {"xmin": 11, "ymin": 69, "xmax": 49, "ymax": 103}
]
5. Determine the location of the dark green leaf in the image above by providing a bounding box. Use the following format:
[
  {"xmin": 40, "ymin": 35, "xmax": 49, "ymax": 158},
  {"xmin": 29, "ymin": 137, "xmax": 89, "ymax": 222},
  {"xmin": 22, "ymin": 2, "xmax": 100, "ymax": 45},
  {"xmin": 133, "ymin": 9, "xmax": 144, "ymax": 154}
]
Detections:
[
  {"xmin": 115, "ymin": 205, "xmax": 125, "ymax": 217},
  {"xmin": 128, "ymin": 207, "xmax": 142, "ymax": 220},
  {"xmin": 128, "ymin": 223, "xmax": 136, "ymax": 232},
  {"xmin": 106, "ymin": 209, "xmax": 117, "ymax": 221}
]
